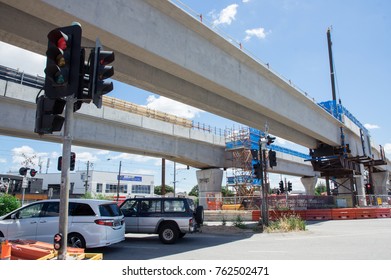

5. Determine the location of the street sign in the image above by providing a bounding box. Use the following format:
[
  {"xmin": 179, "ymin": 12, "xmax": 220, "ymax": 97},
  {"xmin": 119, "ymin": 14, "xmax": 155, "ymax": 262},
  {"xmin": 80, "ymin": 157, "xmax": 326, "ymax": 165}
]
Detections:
[{"xmin": 22, "ymin": 177, "xmax": 28, "ymax": 189}]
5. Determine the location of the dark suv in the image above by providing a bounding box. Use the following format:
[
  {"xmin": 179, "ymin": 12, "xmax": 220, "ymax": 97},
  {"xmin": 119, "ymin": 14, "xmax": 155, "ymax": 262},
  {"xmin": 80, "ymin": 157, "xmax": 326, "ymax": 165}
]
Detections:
[{"xmin": 120, "ymin": 197, "xmax": 203, "ymax": 244}]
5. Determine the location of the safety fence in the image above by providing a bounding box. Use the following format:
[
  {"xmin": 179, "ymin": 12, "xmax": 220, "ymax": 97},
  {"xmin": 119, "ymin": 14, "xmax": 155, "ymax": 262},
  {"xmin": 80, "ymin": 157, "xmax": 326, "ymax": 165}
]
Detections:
[{"xmin": 252, "ymin": 207, "xmax": 391, "ymax": 221}]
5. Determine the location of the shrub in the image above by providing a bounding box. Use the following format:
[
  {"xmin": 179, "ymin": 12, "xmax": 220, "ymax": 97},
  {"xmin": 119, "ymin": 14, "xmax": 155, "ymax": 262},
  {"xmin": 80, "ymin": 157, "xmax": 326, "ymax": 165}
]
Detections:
[
  {"xmin": 266, "ymin": 214, "xmax": 305, "ymax": 232},
  {"xmin": 233, "ymin": 215, "xmax": 247, "ymax": 229},
  {"xmin": 0, "ymin": 194, "xmax": 21, "ymax": 216}
]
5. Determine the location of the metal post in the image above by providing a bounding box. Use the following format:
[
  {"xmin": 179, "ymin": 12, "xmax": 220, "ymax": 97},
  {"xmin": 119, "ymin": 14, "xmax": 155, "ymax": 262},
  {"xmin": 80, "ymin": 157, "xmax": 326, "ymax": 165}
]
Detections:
[
  {"xmin": 117, "ymin": 161, "xmax": 122, "ymax": 201},
  {"xmin": 259, "ymin": 143, "xmax": 269, "ymax": 226},
  {"xmin": 85, "ymin": 161, "xmax": 90, "ymax": 194},
  {"xmin": 161, "ymin": 158, "xmax": 166, "ymax": 196},
  {"xmin": 58, "ymin": 95, "xmax": 74, "ymax": 260},
  {"xmin": 173, "ymin": 162, "xmax": 176, "ymax": 197},
  {"xmin": 284, "ymin": 177, "xmax": 288, "ymax": 208}
]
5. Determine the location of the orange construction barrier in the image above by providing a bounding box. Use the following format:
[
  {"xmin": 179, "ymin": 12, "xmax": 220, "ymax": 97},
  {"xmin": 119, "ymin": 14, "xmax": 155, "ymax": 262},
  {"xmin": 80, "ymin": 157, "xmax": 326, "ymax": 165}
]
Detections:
[
  {"xmin": 331, "ymin": 208, "xmax": 357, "ymax": 220},
  {"xmin": 355, "ymin": 208, "xmax": 376, "ymax": 219},
  {"xmin": 374, "ymin": 208, "xmax": 391, "ymax": 218},
  {"xmin": 1, "ymin": 240, "xmax": 11, "ymax": 260},
  {"xmin": 252, "ymin": 210, "xmax": 260, "ymax": 221},
  {"xmin": 306, "ymin": 209, "xmax": 332, "ymax": 220}
]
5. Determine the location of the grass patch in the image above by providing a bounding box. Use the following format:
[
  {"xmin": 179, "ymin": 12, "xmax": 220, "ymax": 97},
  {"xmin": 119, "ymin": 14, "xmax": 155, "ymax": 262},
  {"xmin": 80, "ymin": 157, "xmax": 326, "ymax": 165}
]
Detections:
[{"xmin": 265, "ymin": 214, "xmax": 306, "ymax": 233}]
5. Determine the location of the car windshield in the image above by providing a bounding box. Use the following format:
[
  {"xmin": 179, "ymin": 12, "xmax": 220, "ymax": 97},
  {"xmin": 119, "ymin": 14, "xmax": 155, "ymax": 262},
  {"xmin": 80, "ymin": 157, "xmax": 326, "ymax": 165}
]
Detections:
[{"xmin": 99, "ymin": 203, "xmax": 122, "ymax": 217}]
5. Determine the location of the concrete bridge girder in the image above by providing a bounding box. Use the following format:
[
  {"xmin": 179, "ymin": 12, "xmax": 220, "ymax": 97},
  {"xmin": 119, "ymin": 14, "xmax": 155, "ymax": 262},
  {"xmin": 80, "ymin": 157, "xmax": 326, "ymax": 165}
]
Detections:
[{"xmin": 0, "ymin": 0, "xmax": 356, "ymax": 150}]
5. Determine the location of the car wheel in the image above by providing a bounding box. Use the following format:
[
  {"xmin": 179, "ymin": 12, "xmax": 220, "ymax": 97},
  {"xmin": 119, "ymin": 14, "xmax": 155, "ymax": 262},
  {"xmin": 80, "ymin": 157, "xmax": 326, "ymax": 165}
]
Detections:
[
  {"xmin": 68, "ymin": 233, "xmax": 86, "ymax": 248},
  {"xmin": 195, "ymin": 205, "xmax": 204, "ymax": 225},
  {"xmin": 159, "ymin": 223, "xmax": 179, "ymax": 244}
]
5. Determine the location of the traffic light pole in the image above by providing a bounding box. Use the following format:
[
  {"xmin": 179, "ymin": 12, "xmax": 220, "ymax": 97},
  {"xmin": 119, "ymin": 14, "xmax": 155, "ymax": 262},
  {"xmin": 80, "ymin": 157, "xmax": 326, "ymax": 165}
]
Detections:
[
  {"xmin": 259, "ymin": 143, "xmax": 269, "ymax": 227},
  {"xmin": 57, "ymin": 95, "xmax": 75, "ymax": 260}
]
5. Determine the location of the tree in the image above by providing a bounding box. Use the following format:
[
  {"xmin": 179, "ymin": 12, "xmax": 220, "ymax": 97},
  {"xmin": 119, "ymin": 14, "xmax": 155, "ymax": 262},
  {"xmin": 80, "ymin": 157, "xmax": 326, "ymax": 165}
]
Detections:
[
  {"xmin": 188, "ymin": 185, "xmax": 198, "ymax": 197},
  {"xmin": 221, "ymin": 186, "xmax": 234, "ymax": 197},
  {"xmin": 154, "ymin": 185, "xmax": 174, "ymax": 195},
  {"xmin": 0, "ymin": 194, "xmax": 21, "ymax": 216},
  {"xmin": 315, "ymin": 182, "xmax": 327, "ymax": 196}
]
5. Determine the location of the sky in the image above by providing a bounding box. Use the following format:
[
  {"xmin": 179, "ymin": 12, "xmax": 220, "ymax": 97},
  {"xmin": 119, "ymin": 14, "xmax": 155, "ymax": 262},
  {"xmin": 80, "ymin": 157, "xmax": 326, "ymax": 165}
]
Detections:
[{"xmin": 0, "ymin": 0, "xmax": 390, "ymax": 193}]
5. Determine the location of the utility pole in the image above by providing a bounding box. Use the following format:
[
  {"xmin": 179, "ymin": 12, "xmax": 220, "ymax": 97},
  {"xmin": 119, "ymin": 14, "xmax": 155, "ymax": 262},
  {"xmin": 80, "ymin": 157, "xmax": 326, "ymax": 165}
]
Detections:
[
  {"xmin": 85, "ymin": 161, "xmax": 90, "ymax": 194},
  {"xmin": 46, "ymin": 158, "xmax": 50, "ymax": 174},
  {"xmin": 116, "ymin": 161, "xmax": 122, "ymax": 201}
]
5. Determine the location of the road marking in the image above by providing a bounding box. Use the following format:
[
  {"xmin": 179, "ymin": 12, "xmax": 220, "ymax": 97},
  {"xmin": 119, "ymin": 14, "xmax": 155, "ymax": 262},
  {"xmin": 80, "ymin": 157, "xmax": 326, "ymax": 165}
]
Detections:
[{"xmin": 249, "ymin": 250, "xmax": 286, "ymax": 253}]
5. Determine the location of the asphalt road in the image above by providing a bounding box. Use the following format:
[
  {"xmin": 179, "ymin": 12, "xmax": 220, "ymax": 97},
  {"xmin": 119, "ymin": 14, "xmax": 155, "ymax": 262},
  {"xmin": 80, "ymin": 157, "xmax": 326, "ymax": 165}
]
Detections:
[{"xmin": 89, "ymin": 218, "xmax": 391, "ymax": 260}]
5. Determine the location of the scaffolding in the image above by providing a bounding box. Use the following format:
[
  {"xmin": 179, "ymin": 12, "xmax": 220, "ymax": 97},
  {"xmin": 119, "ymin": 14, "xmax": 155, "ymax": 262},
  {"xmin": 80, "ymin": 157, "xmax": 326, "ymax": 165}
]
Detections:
[{"xmin": 225, "ymin": 126, "xmax": 263, "ymax": 208}]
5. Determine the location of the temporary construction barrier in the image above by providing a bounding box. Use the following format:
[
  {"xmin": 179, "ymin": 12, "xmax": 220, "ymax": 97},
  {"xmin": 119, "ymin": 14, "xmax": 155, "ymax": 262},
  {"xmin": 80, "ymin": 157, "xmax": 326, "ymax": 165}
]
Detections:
[
  {"xmin": 5, "ymin": 240, "xmax": 100, "ymax": 260},
  {"xmin": 331, "ymin": 208, "xmax": 357, "ymax": 220},
  {"xmin": 251, "ymin": 207, "xmax": 391, "ymax": 222},
  {"xmin": 1, "ymin": 240, "xmax": 11, "ymax": 260}
]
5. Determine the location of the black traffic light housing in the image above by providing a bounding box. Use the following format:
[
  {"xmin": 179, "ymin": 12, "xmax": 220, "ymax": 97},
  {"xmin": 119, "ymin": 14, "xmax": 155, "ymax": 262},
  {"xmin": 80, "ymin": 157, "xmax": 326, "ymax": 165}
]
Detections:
[
  {"xmin": 266, "ymin": 135, "xmax": 276, "ymax": 146},
  {"xmin": 30, "ymin": 169, "xmax": 37, "ymax": 177},
  {"xmin": 44, "ymin": 25, "xmax": 82, "ymax": 99},
  {"xmin": 365, "ymin": 183, "xmax": 373, "ymax": 195},
  {"xmin": 253, "ymin": 163, "xmax": 262, "ymax": 179},
  {"xmin": 19, "ymin": 167, "xmax": 28, "ymax": 176},
  {"xmin": 57, "ymin": 152, "xmax": 76, "ymax": 171},
  {"xmin": 269, "ymin": 150, "xmax": 277, "ymax": 168},
  {"xmin": 89, "ymin": 40, "xmax": 115, "ymax": 108},
  {"xmin": 279, "ymin": 180, "xmax": 284, "ymax": 194},
  {"xmin": 288, "ymin": 181, "xmax": 292, "ymax": 192},
  {"xmin": 35, "ymin": 95, "xmax": 66, "ymax": 134}
]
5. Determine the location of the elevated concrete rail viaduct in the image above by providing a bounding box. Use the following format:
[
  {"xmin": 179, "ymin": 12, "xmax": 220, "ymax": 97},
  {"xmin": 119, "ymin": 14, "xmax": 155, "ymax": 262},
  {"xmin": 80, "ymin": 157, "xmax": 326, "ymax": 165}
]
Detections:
[{"xmin": 0, "ymin": 0, "xmax": 388, "ymax": 202}]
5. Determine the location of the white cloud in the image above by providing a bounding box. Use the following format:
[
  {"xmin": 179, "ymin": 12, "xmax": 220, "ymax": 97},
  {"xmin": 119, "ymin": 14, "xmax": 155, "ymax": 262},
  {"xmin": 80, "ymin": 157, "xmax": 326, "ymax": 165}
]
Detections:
[
  {"xmin": 242, "ymin": 0, "xmax": 250, "ymax": 3},
  {"xmin": 364, "ymin": 123, "xmax": 380, "ymax": 129},
  {"xmin": 71, "ymin": 152, "xmax": 98, "ymax": 163},
  {"xmin": 385, "ymin": 143, "xmax": 391, "ymax": 155},
  {"xmin": 0, "ymin": 41, "xmax": 45, "ymax": 76},
  {"xmin": 146, "ymin": 95, "xmax": 203, "ymax": 119},
  {"xmin": 244, "ymin": 27, "xmax": 269, "ymax": 42},
  {"xmin": 212, "ymin": 4, "xmax": 239, "ymax": 26}
]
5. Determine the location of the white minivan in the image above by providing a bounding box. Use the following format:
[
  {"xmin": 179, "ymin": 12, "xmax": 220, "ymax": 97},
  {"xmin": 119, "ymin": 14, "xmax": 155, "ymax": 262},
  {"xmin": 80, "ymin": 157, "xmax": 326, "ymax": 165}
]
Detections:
[{"xmin": 0, "ymin": 199, "xmax": 125, "ymax": 248}]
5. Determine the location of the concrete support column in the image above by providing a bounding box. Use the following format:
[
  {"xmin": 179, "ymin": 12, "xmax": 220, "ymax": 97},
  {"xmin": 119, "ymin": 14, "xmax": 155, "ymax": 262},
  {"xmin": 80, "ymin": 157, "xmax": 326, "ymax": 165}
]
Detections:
[
  {"xmin": 300, "ymin": 176, "xmax": 318, "ymax": 195},
  {"xmin": 355, "ymin": 164, "xmax": 367, "ymax": 206},
  {"xmin": 372, "ymin": 171, "xmax": 389, "ymax": 195},
  {"xmin": 196, "ymin": 168, "xmax": 223, "ymax": 209}
]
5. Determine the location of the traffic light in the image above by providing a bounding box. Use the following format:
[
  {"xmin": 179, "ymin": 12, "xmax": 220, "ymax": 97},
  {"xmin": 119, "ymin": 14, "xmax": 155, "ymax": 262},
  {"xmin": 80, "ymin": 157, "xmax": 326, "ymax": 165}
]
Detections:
[
  {"xmin": 30, "ymin": 169, "xmax": 37, "ymax": 177},
  {"xmin": 365, "ymin": 183, "xmax": 373, "ymax": 195},
  {"xmin": 266, "ymin": 135, "xmax": 276, "ymax": 146},
  {"xmin": 57, "ymin": 152, "xmax": 76, "ymax": 171},
  {"xmin": 34, "ymin": 95, "xmax": 66, "ymax": 134},
  {"xmin": 279, "ymin": 180, "xmax": 284, "ymax": 193},
  {"xmin": 19, "ymin": 167, "xmax": 28, "ymax": 176},
  {"xmin": 269, "ymin": 150, "xmax": 277, "ymax": 167},
  {"xmin": 57, "ymin": 156, "xmax": 62, "ymax": 171},
  {"xmin": 70, "ymin": 152, "xmax": 76, "ymax": 171},
  {"xmin": 74, "ymin": 48, "xmax": 89, "ymax": 111},
  {"xmin": 44, "ymin": 25, "xmax": 82, "ymax": 98},
  {"xmin": 253, "ymin": 163, "xmax": 262, "ymax": 179},
  {"xmin": 89, "ymin": 40, "xmax": 115, "ymax": 108},
  {"xmin": 288, "ymin": 181, "xmax": 292, "ymax": 192}
]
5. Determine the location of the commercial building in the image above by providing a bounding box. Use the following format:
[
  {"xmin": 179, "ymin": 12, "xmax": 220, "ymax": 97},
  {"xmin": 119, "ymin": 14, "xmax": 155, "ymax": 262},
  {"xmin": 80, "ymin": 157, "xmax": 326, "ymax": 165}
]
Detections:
[{"xmin": 4, "ymin": 170, "xmax": 155, "ymax": 199}]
